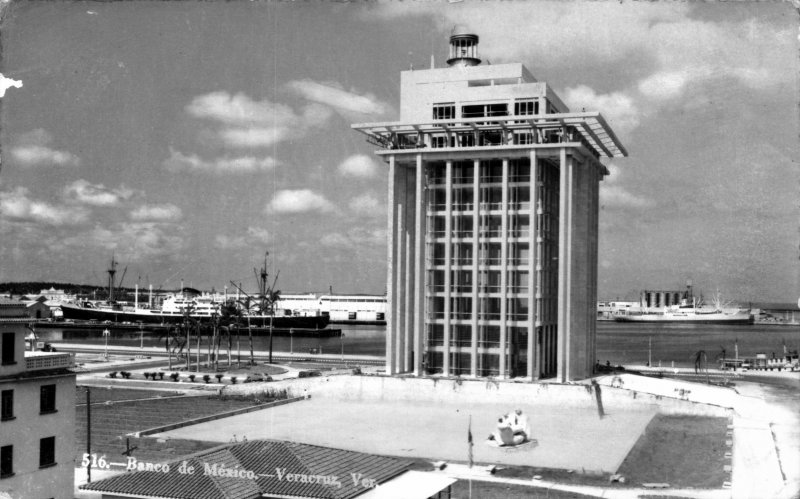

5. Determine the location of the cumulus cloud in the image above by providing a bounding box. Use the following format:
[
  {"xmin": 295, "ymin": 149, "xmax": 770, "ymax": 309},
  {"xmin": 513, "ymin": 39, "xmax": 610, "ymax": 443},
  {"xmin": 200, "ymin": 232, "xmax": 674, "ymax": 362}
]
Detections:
[
  {"xmin": 320, "ymin": 228, "xmax": 386, "ymax": 248},
  {"xmin": 186, "ymin": 91, "xmax": 297, "ymax": 126},
  {"xmin": 600, "ymin": 163, "xmax": 655, "ymax": 209},
  {"xmin": 348, "ymin": 193, "xmax": 384, "ymax": 216},
  {"xmin": 265, "ymin": 189, "xmax": 335, "ymax": 214},
  {"xmin": 0, "ymin": 73, "xmax": 23, "ymax": 98},
  {"xmin": 63, "ymin": 180, "xmax": 134, "ymax": 207},
  {"xmin": 61, "ymin": 222, "xmax": 186, "ymax": 259},
  {"xmin": 214, "ymin": 226, "xmax": 272, "ymax": 250},
  {"xmin": 130, "ymin": 203, "xmax": 183, "ymax": 222},
  {"xmin": 637, "ymin": 70, "xmax": 691, "ymax": 101},
  {"xmin": 184, "ymin": 91, "xmax": 331, "ymax": 149},
  {"xmin": 0, "ymin": 187, "xmax": 89, "ymax": 225},
  {"xmin": 11, "ymin": 129, "xmax": 80, "ymax": 167},
  {"xmin": 563, "ymin": 85, "xmax": 639, "ymax": 138},
  {"xmin": 217, "ymin": 128, "xmax": 291, "ymax": 149},
  {"xmin": 362, "ymin": 3, "xmax": 792, "ymax": 127},
  {"xmin": 285, "ymin": 79, "xmax": 391, "ymax": 117},
  {"xmin": 163, "ymin": 148, "xmax": 278, "ymax": 174},
  {"xmin": 600, "ymin": 185, "xmax": 655, "ymax": 209},
  {"xmin": 338, "ymin": 154, "xmax": 380, "ymax": 178}
]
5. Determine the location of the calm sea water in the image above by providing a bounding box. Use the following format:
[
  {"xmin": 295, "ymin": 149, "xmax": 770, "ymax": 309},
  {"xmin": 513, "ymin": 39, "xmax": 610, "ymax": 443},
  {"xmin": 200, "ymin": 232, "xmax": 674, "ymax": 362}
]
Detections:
[{"xmin": 39, "ymin": 321, "xmax": 800, "ymax": 368}]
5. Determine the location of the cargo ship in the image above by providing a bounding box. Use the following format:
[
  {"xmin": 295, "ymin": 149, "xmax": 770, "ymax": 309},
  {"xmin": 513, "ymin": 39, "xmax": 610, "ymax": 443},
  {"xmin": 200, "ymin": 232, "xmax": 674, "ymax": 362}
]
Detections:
[{"xmin": 612, "ymin": 283, "xmax": 754, "ymax": 324}]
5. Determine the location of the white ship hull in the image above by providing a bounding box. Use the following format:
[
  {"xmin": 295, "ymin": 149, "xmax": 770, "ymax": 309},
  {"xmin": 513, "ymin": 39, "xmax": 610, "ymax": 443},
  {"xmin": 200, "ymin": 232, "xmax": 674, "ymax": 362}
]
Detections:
[{"xmin": 614, "ymin": 309, "xmax": 754, "ymax": 324}]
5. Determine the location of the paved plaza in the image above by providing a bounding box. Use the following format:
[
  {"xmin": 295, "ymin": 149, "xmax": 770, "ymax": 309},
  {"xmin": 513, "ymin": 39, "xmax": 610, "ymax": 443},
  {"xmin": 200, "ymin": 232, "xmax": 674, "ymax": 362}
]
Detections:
[{"xmin": 156, "ymin": 397, "xmax": 656, "ymax": 473}]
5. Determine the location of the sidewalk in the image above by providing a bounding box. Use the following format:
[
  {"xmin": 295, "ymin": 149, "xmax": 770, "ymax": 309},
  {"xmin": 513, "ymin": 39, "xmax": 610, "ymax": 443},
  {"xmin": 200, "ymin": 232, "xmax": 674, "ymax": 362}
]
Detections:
[
  {"xmin": 434, "ymin": 463, "xmax": 732, "ymax": 499},
  {"xmin": 58, "ymin": 342, "xmax": 384, "ymax": 364},
  {"xmin": 596, "ymin": 371, "xmax": 799, "ymax": 499}
]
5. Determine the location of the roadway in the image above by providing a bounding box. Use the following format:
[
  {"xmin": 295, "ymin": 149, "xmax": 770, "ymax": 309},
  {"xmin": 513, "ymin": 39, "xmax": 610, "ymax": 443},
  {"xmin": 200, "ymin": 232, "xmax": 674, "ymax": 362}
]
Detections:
[{"xmin": 54, "ymin": 342, "xmax": 385, "ymax": 367}]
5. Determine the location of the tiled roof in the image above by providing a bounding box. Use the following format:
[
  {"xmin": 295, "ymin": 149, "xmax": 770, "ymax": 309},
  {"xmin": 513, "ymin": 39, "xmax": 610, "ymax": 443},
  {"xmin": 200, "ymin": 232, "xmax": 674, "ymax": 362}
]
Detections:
[{"xmin": 81, "ymin": 440, "xmax": 411, "ymax": 499}]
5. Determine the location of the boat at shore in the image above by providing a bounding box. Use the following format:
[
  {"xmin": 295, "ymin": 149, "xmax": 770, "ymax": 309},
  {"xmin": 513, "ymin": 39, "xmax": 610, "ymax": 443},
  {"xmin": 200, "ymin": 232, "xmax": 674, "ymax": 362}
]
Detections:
[
  {"xmin": 613, "ymin": 307, "xmax": 754, "ymax": 324},
  {"xmin": 59, "ymin": 296, "xmax": 330, "ymax": 330},
  {"xmin": 611, "ymin": 284, "xmax": 754, "ymax": 325},
  {"xmin": 59, "ymin": 256, "xmax": 330, "ymax": 330}
]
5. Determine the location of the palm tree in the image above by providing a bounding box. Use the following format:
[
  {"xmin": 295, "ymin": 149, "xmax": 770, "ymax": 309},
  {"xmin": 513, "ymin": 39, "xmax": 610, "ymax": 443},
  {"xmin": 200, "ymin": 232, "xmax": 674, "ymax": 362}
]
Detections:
[
  {"xmin": 693, "ymin": 350, "xmax": 709, "ymax": 384},
  {"xmin": 265, "ymin": 288, "xmax": 281, "ymax": 364},
  {"xmin": 218, "ymin": 299, "xmax": 239, "ymax": 369},
  {"xmin": 237, "ymin": 294, "xmax": 255, "ymax": 367}
]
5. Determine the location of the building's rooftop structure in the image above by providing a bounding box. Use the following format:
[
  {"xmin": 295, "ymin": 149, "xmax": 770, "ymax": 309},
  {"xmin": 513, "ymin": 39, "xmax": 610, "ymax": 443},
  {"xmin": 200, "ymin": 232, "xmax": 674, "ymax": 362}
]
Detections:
[
  {"xmin": 80, "ymin": 440, "xmax": 447, "ymax": 499},
  {"xmin": 353, "ymin": 33, "xmax": 626, "ymax": 160}
]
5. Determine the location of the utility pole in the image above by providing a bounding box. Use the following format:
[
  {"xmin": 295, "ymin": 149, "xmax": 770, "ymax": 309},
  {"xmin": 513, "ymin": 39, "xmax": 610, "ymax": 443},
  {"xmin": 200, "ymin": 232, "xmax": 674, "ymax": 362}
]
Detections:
[{"xmin": 86, "ymin": 387, "xmax": 91, "ymax": 483}]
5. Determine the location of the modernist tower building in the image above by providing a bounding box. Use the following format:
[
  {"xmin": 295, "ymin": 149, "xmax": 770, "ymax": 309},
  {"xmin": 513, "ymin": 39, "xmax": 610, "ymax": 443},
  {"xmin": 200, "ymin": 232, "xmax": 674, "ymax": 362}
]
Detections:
[{"xmin": 353, "ymin": 31, "xmax": 626, "ymax": 382}]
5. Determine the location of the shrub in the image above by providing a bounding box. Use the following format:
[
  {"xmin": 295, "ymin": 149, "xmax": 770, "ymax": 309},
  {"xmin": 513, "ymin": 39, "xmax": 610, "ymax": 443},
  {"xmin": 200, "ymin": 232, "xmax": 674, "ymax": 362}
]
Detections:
[
  {"xmin": 169, "ymin": 372, "xmax": 179, "ymax": 382},
  {"xmin": 230, "ymin": 376, "xmax": 238, "ymax": 384},
  {"xmin": 188, "ymin": 374, "xmax": 196, "ymax": 382},
  {"xmin": 215, "ymin": 374, "xmax": 224, "ymax": 383},
  {"xmin": 108, "ymin": 371, "xmax": 118, "ymax": 378},
  {"xmin": 143, "ymin": 372, "xmax": 152, "ymax": 380},
  {"xmin": 203, "ymin": 374, "xmax": 211, "ymax": 383},
  {"xmin": 157, "ymin": 372, "xmax": 164, "ymax": 380},
  {"xmin": 120, "ymin": 371, "xmax": 131, "ymax": 379}
]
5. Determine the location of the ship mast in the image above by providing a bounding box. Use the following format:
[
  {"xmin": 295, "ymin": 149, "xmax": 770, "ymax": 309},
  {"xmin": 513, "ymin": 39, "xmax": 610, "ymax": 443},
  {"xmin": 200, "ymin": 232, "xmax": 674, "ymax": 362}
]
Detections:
[
  {"xmin": 107, "ymin": 254, "xmax": 118, "ymax": 302},
  {"xmin": 259, "ymin": 251, "xmax": 268, "ymax": 314}
]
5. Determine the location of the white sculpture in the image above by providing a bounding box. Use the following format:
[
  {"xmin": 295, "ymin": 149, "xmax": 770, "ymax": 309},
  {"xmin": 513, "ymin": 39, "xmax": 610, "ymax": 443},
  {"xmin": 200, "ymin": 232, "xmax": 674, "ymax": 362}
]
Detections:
[{"xmin": 489, "ymin": 409, "xmax": 531, "ymax": 447}]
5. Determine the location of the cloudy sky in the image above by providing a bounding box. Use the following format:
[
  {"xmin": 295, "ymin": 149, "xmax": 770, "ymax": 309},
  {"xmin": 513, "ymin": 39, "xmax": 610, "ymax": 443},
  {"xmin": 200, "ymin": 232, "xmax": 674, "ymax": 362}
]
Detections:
[{"xmin": 0, "ymin": 1, "xmax": 797, "ymax": 302}]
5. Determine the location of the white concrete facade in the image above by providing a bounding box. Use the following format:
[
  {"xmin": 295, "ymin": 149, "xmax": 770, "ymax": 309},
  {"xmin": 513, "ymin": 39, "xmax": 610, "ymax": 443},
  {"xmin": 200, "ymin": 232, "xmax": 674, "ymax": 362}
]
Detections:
[
  {"xmin": 1, "ymin": 320, "xmax": 76, "ymax": 499},
  {"xmin": 353, "ymin": 33, "xmax": 626, "ymax": 383}
]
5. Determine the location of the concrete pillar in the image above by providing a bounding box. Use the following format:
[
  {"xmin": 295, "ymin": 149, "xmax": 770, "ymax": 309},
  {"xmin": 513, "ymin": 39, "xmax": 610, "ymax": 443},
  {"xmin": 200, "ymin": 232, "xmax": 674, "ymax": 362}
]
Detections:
[
  {"xmin": 413, "ymin": 154, "xmax": 425, "ymax": 376},
  {"xmin": 499, "ymin": 158, "xmax": 509, "ymax": 378},
  {"xmin": 443, "ymin": 160, "xmax": 453, "ymax": 375},
  {"xmin": 403, "ymin": 165, "xmax": 415, "ymax": 372},
  {"xmin": 557, "ymin": 148, "xmax": 573, "ymax": 383},
  {"xmin": 386, "ymin": 156, "xmax": 397, "ymax": 375},
  {"xmin": 395, "ymin": 170, "xmax": 406, "ymax": 373},
  {"xmin": 528, "ymin": 149, "xmax": 538, "ymax": 379},
  {"xmin": 471, "ymin": 159, "xmax": 480, "ymax": 377},
  {"xmin": 590, "ymin": 161, "xmax": 600, "ymax": 375}
]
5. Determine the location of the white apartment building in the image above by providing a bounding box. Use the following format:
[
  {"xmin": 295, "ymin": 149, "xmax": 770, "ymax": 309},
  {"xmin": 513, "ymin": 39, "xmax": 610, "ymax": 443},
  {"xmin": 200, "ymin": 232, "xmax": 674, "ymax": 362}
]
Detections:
[{"xmin": 1, "ymin": 302, "xmax": 76, "ymax": 499}]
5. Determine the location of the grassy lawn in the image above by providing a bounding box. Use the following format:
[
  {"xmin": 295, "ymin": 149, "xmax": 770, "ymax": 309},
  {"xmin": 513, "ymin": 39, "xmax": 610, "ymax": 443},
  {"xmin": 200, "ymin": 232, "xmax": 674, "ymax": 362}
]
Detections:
[
  {"xmin": 225, "ymin": 363, "xmax": 288, "ymax": 376},
  {"xmin": 615, "ymin": 414, "xmax": 728, "ymax": 488},
  {"xmin": 493, "ymin": 466, "xmax": 610, "ymax": 487},
  {"xmin": 75, "ymin": 391, "xmax": 286, "ymax": 465},
  {"xmin": 450, "ymin": 480, "xmax": 602, "ymax": 498},
  {"xmin": 76, "ymin": 387, "xmax": 184, "ymax": 404}
]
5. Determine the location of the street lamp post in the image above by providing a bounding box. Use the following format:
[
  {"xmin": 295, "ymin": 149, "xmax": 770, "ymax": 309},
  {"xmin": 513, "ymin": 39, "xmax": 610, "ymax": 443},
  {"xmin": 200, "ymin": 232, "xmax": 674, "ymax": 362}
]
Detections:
[
  {"xmin": 340, "ymin": 332, "xmax": 345, "ymax": 365},
  {"xmin": 139, "ymin": 324, "xmax": 144, "ymax": 350},
  {"xmin": 103, "ymin": 329, "xmax": 110, "ymax": 360},
  {"xmin": 290, "ymin": 328, "xmax": 293, "ymax": 357}
]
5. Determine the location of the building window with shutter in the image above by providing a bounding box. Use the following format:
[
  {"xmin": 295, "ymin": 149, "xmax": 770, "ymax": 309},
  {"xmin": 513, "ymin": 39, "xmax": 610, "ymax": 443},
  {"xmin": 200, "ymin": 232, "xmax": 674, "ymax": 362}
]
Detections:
[
  {"xmin": 39, "ymin": 437, "xmax": 56, "ymax": 468},
  {"xmin": 0, "ymin": 390, "xmax": 12, "ymax": 421},
  {"xmin": 1, "ymin": 333, "xmax": 15, "ymax": 365},
  {"xmin": 40, "ymin": 384, "xmax": 57, "ymax": 414},
  {"xmin": 0, "ymin": 445, "xmax": 12, "ymax": 478}
]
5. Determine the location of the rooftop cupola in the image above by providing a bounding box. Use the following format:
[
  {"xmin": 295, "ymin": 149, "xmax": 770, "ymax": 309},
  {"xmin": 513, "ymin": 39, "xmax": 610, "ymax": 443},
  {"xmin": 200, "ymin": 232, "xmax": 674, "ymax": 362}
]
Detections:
[{"xmin": 446, "ymin": 28, "xmax": 480, "ymax": 67}]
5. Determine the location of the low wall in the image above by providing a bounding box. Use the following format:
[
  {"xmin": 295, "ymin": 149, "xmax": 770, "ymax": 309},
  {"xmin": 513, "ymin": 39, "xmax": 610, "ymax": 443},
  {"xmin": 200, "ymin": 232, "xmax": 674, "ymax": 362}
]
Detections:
[
  {"xmin": 132, "ymin": 396, "xmax": 307, "ymax": 437},
  {"xmin": 225, "ymin": 374, "xmax": 732, "ymax": 417}
]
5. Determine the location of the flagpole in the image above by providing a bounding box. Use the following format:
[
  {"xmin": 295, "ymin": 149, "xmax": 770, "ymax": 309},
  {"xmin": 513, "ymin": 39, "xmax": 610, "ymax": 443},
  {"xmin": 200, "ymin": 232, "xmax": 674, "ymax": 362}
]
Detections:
[{"xmin": 468, "ymin": 414, "xmax": 473, "ymax": 498}]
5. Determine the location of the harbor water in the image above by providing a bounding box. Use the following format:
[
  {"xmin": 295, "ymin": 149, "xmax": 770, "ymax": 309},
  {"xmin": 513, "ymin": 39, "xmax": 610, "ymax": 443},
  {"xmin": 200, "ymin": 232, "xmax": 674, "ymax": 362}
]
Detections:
[{"xmin": 37, "ymin": 322, "xmax": 799, "ymax": 368}]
